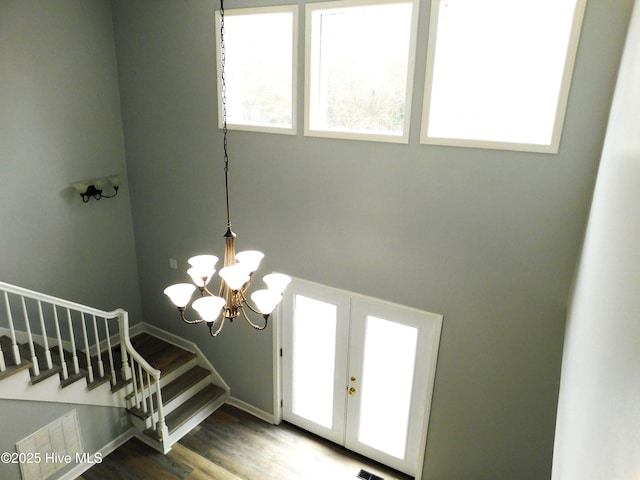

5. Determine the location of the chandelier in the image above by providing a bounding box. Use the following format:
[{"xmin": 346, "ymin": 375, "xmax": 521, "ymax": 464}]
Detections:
[{"xmin": 163, "ymin": 0, "xmax": 290, "ymax": 336}]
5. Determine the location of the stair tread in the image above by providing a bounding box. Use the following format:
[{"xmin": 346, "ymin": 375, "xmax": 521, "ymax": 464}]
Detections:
[
  {"xmin": 162, "ymin": 366, "xmax": 211, "ymax": 403},
  {"xmin": 130, "ymin": 333, "xmax": 197, "ymax": 378},
  {"xmin": 59, "ymin": 369, "xmax": 89, "ymax": 388},
  {"xmin": 0, "ymin": 336, "xmax": 20, "ymax": 365},
  {"xmin": 0, "ymin": 336, "xmax": 33, "ymax": 381},
  {"xmin": 127, "ymin": 366, "xmax": 212, "ymax": 419},
  {"xmin": 0, "ymin": 336, "xmax": 33, "ymax": 380},
  {"xmin": 144, "ymin": 383, "xmax": 226, "ymax": 438},
  {"xmin": 29, "ymin": 365, "xmax": 63, "ymax": 385}
]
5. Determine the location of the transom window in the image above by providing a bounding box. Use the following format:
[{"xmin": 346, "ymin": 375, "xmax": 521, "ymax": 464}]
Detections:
[
  {"xmin": 305, "ymin": 0, "xmax": 419, "ymax": 143},
  {"xmin": 421, "ymin": 0, "xmax": 587, "ymax": 152},
  {"xmin": 215, "ymin": 6, "xmax": 297, "ymax": 134}
]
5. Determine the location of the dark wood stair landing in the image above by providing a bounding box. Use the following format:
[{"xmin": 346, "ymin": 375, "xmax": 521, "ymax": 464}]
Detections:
[{"xmin": 130, "ymin": 333, "xmax": 197, "ymax": 378}]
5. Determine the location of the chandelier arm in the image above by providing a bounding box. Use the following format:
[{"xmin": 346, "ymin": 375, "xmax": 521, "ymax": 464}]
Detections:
[
  {"xmin": 178, "ymin": 308, "xmax": 206, "ymax": 325},
  {"xmin": 202, "ymin": 284, "xmax": 216, "ymax": 297},
  {"xmin": 240, "ymin": 274, "xmax": 254, "ymax": 293},
  {"xmin": 238, "ymin": 290, "xmax": 262, "ymax": 315},
  {"xmin": 208, "ymin": 316, "xmax": 226, "ymax": 337},
  {"xmin": 238, "ymin": 304, "xmax": 269, "ymax": 330}
]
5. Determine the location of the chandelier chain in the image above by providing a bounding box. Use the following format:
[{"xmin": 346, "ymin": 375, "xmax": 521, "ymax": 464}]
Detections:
[
  {"xmin": 162, "ymin": 0, "xmax": 291, "ymax": 337},
  {"xmin": 220, "ymin": 0, "xmax": 231, "ymax": 227}
]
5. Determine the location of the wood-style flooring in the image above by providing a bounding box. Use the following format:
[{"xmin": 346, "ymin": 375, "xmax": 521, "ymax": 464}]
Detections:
[{"xmin": 77, "ymin": 404, "xmax": 413, "ymax": 480}]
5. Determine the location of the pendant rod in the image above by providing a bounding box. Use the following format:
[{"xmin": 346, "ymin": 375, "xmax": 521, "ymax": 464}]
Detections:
[{"xmin": 220, "ymin": 0, "xmax": 231, "ymax": 228}]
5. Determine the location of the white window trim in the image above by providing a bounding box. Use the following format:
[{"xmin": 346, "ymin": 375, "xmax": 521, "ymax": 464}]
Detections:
[
  {"xmin": 215, "ymin": 5, "xmax": 298, "ymax": 135},
  {"xmin": 420, "ymin": 0, "xmax": 588, "ymax": 153},
  {"xmin": 304, "ymin": 0, "xmax": 420, "ymax": 144}
]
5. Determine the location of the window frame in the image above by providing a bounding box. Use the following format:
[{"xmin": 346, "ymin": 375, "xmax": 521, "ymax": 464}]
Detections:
[
  {"xmin": 215, "ymin": 5, "xmax": 298, "ymax": 135},
  {"xmin": 304, "ymin": 0, "xmax": 420, "ymax": 144},
  {"xmin": 420, "ymin": 0, "xmax": 588, "ymax": 153}
]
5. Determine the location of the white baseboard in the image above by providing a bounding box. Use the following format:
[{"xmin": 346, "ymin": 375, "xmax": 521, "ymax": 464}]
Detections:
[
  {"xmin": 57, "ymin": 428, "xmax": 134, "ymax": 480},
  {"xmin": 226, "ymin": 396, "xmax": 275, "ymax": 424}
]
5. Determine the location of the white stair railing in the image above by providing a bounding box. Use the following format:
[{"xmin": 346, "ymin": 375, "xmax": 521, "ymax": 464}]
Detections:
[{"xmin": 0, "ymin": 281, "xmax": 168, "ymax": 442}]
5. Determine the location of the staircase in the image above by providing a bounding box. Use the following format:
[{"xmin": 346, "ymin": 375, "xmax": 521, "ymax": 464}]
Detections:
[
  {"xmin": 125, "ymin": 332, "xmax": 228, "ymax": 452},
  {"xmin": 0, "ymin": 281, "xmax": 229, "ymax": 456}
]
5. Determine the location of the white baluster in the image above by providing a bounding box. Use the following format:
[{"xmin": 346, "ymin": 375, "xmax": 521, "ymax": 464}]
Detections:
[
  {"xmin": 3, "ymin": 292, "xmax": 21, "ymax": 365},
  {"xmin": 66, "ymin": 308, "xmax": 80, "ymax": 375},
  {"xmin": 80, "ymin": 313, "xmax": 93, "ymax": 383},
  {"xmin": 138, "ymin": 363, "xmax": 147, "ymax": 413},
  {"xmin": 52, "ymin": 306, "xmax": 68, "ymax": 380},
  {"xmin": 154, "ymin": 374, "xmax": 169, "ymax": 441},
  {"xmin": 92, "ymin": 315, "xmax": 104, "ymax": 378},
  {"xmin": 117, "ymin": 311, "xmax": 131, "ymax": 381},
  {"xmin": 130, "ymin": 359, "xmax": 141, "ymax": 409},
  {"xmin": 103, "ymin": 318, "xmax": 116, "ymax": 386},
  {"xmin": 0, "ymin": 330, "xmax": 5, "ymax": 371},
  {"xmin": 146, "ymin": 370, "xmax": 155, "ymax": 427},
  {"xmin": 21, "ymin": 297, "xmax": 40, "ymax": 376},
  {"xmin": 37, "ymin": 301, "xmax": 53, "ymax": 370}
]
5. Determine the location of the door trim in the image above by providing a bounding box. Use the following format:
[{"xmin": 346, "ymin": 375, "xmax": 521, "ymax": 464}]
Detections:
[{"xmin": 275, "ymin": 277, "xmax": 443, "ymax": 480}]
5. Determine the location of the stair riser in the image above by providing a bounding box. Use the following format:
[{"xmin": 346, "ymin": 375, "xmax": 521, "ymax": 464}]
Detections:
[
  {"xmin": 129, "ymin": 413, "xmax": 154, "ymax": 432},
  {"xmin": 162, "ymin": 376, "xmax": 213, "ymax": 415},
  {"xmin": 125, "ymin": 357, "xmax": 199, "ymax": 407},
  {"xmin": 128, "ymin": 374, "xmax": 213, "ymax": 425},
  {"xmin": 162, "ymin": 393, "xmax": 229, "ymax": 453}
]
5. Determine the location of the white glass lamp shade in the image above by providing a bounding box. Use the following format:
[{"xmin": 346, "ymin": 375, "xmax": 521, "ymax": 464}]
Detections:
[
  {"xmin": 72, "ymin": 183, "xmax": 89, "ymax": 194},
  {"xmin": 219, "ymin": 265, "xmax": 251, "ymax": 291},
  {"xmin": 263, "ymin": 273, "xmax": 292, "ymax": 295},
  {"xmin": 108, "ymin": 175, "xmax": 122, "ymax": 187},
  {"xmin": 187, "ymin": 255, "xmax": 218, "ymax": 282},
  {"xmin": 164, "ymin": 283, "xmax": 196, "ymax": 308},
  {"xmin": 192, "ymin": 296, "xmax": 225, "ymax": 322},
  {"xmin": 235, "ymin": 250, "xmax": 264, "ymax": 273},
  {"xmin": 187, "ymin": 267, "xmax": 214, "ymax": 287},
  {"xmin": 251, "ymin": 289, "xmax": 283, "ymax": 315},
  {"xmin": 188, "ymin": 255, "xmax": 218, "ymax": 271}
]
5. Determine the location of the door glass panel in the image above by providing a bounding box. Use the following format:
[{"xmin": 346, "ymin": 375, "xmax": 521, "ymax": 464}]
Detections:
[
  {"xmin": 291, "ymin": 294, "xmax": 338, "ymax": 428},
  {"xmin": 358, "ymin": 315, "xmax": 418, "ymax": 459}
]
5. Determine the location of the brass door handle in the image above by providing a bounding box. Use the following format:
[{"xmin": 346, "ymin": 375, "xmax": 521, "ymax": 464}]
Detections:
[
  {"xmin": 350, "ymin": 376, "xmax": 356, "ymax": 382},
  {"xmin": 348, "ymin": 387, "xmax": 356, "ymax": 395}
]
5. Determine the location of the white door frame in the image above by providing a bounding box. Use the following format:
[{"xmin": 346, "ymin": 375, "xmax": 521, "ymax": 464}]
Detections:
[{"xmin": 273, "ymin": 277, "xmax": 443, "ymax": 480}]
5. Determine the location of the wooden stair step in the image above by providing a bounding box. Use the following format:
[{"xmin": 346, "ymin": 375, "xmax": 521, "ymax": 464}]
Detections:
[
  {"xmin": 144, "ymin": 383, "xmax": 226, "ymax": 439},
  {"xmin": 130, "ymin": 333, "xmax": 197, "ymax": 378},
  {"xmin": 59, "ymin": 369, "xmax": 90, "ymax": 388},
  {"xmin": 53, "ymin": 346, "xmax": 130, "ymax": 391},
  {"xmin": 76, "ymin": 350, "xmax": 121, "ymax": 390},
  {"xmin": 162, "ymin": 366, "xmax": 211, "ymax": 403},
  {"xmin": 128, "ymin": 366, "xmax": 212, "ymax": 420},
  {"xmin": 0, "ymin": 336, "xmax": 32, "ymax": 381},
  {"xmin": 17, "ymin": 341, "xmax": 64, "ymax": 385}
]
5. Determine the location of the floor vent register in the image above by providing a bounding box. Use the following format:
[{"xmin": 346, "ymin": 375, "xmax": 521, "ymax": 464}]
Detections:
[{"xmin": 357, "ymin": 469, "xmax": 385, "ymax": 480}]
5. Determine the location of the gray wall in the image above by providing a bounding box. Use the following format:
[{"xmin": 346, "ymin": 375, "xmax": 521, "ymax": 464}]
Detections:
[
  {"xmin": 0, "ymin": 0, "xmax": 143, "ymax": 318},
  {"xmin": 552, "ymin": 1, "xmax": 640, "ymax": 479},
  {"xmin": 0, "ymin": 1, "xmax": 142, "ymax": 474},
  {"xmin": 110, "ymin": 0, "xmax": 634, "ymax": 478}
]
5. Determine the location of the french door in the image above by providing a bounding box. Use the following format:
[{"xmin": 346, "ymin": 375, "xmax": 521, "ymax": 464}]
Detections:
[{"xmin": 280, "ymin": 279, "xmax": 442, "ymax": 477}]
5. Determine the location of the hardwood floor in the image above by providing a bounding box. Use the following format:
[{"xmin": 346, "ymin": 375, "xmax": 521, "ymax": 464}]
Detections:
[{"xmin": 77, "ymin": 404, "xmax": 413, "ymax": 480}]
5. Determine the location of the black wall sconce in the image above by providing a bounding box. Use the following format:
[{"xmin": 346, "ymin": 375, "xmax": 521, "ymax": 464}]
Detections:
[{"xmin": 72, "ymin": 175, "xmax": 122, "ymax": 203}]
